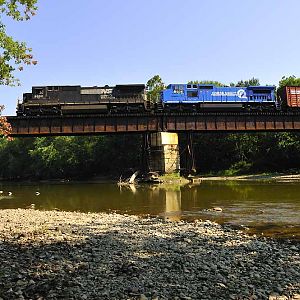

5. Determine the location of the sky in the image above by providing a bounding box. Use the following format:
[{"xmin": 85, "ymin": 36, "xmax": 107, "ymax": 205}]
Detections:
[{"xmin": 1, "ymin": 0, "xmax": 300, "ymax": 115}]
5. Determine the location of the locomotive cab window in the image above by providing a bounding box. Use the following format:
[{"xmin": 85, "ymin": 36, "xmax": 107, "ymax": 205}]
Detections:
[
  {"xmin": 187, "ymin": 84, "xmax": 192, "ymax": 89},
  {"xmin": 33, "ymin": 88, "xmax": 44, "ymax": 95},
  {"xmin": 173, "ymin": 85, "xmax": 184, "ymax": 94},
  {"xmin": 33, "ymin": 87, "xmax": 45, "ymax": 99},
  {"xmin": 35, "ymin": 88, "xmax": 43, "ymax": 94}
]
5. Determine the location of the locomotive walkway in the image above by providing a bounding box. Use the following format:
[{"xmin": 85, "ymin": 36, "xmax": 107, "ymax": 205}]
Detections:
[{"xmin": 6, "ymin": 112, "xmax": 300, "ymax": 137}]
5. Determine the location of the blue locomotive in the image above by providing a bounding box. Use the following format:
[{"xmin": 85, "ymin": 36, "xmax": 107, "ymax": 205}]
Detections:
[{"xmin": 161, "ymin": 84, "xmax": 277, "ymax": 111}]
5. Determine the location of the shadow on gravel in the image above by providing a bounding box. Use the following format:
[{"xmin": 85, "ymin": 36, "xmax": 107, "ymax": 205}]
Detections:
[{"xmin": 0, "ymin": 220, "xmax": 299, "ymax": 300}]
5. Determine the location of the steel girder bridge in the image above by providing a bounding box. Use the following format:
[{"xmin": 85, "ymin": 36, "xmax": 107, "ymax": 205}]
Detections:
[{"xmin": 6, "ymin": 112, "xmax": 300, "ymax": 137}]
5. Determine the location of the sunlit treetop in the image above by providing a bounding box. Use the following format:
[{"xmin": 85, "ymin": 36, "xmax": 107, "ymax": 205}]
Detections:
[
  {"xmin": 279, "ymin": 76, "xmax": 300, "ymax": 88},
  {"xmin": 147, "ymin": 75, "xmax": 165, "ymax": 102},
  {"xmin": 0, "ymin": 0, "xmax": 38, "ymax": 86},
  {"xmin": 0, "ymin": 105, "xmax": 12, "ymax": 138},
  {"xmin": 188, "ymin": 80, "xmax": 225, "ymax": 87}
]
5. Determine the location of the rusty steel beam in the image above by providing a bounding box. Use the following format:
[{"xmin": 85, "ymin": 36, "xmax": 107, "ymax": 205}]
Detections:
[
  {"xmin": 162, "ymin": 113, "xmax": 300, "ymax": 132},
  {"xmin": 6, "ymin": 113, "xmax": 300, "ymax": 137},
  {"xmin": 7, "ymin": 115, "xmax": 164, "ymax": 137}
]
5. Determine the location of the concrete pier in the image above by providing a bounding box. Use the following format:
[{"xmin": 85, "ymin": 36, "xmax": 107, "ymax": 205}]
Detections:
[{"xmin": 149, "ymin": 132, "xmax": 180, "ymax": 174}]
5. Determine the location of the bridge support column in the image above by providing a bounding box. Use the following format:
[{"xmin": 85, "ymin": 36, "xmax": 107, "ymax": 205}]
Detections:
[
  {"xmin": 148, "ymin": 132, "xmax": 180, "ymax": 174},
  {"xmin": 181, "ymin": 132, "xmax": 196, "ymax": 175}
]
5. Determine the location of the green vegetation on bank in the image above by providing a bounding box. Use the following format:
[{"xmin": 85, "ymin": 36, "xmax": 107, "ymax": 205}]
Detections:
[
  {"xmin": 1, "ymin": 132, "xmax": 300, "ymax": 180},
  {"xmin": 0, "ymin": 135, "xmax": 141, "ymax": 180},
  {"xmin": 192, "ymin": 132, "xmax": 300, "ymax": 176}
]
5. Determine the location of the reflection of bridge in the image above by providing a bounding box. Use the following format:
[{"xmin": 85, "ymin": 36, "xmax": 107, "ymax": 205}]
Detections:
[
  {"xmin": 6, "ymin": 112, "xmax": 300, "ymax": 136},
  {"xmin": 6, "ymin": 113, "xmax": 300, "ymax": 174}
]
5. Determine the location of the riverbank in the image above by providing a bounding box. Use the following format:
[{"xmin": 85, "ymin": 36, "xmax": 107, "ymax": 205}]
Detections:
[
  {"xmin": 199, "ymin": 173, "xmax": 300, "ymax": 182},
  {"xmin": 0, "ymin": 209, "xmax": 299, "ymax": 300},
  {"xmin": 1, "ymin": 171, "xmax": 300, "ymax": 184}
]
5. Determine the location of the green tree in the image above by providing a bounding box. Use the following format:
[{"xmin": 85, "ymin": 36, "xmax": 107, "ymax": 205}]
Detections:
[
  {"xmin": 233, "ymin": 78, "xmax": 260, "ymax": 87},
  {"xmin": 0, "ymin": 0, "xmax": 38, "ymax": 86},
  {"xmin": 0, "ymin": 137, "xmax": 34, "ymax": 179},
  {"xmin": 278, "ymin": 75, "xmax": 300, "ymax": 88},
  {"xmin": 146, "ymin": 75, "xmax": 165, "ymax": 102},
  {"xmin": 29, "ymin": 137, "xmax": 98, "ymax": 178},
  {"xmin": 188, "ymin": 80, "xmax": 225, "ymax": 87}
]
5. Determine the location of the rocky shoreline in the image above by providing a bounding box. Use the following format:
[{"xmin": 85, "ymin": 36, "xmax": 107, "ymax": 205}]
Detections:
[
  {"xmin": 199, "ymin": 173, "xmax": 300, "ymax": 182},
  {"xmin": 0, "ymin": 209, "xmax": 299, "ymax": 300}
]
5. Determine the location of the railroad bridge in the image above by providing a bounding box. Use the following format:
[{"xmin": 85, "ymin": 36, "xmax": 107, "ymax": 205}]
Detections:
[
  {"xmin": 6, "ymin": 112, "xmax": 300, "ymax": 174},
  {"xmin": 7, "ymin": 113, "xmax": 300, "ymax": 136}
]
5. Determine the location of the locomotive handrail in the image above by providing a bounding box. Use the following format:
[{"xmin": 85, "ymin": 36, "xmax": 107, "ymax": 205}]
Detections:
[{"xmin": 23, "ymin": 96, "xmax": 146, "ymax": 106}]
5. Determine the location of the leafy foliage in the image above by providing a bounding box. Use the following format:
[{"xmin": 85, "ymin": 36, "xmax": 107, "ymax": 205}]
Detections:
[
  {"xmin": 188, "ymin": 78, "xmax": 260, "ymax": 87},
  {"xmin": 0, "ymin": 0, "xmax": 38, "ymax": 86},
  {"xmin": 279, "ymin": 75, "xmax": 300, "ymax": 88},
  {"xmin": 188, "ymin": 80, "xmax": 225, "ymax": 87},
  {"xmin": 0, "ymin": 105, "xmax": 12, "ymax": 138},
  {"xmin": 232, "ymin": 78, "xmax": 260, "ymax": 87},
  {"xmin": 0, "ymin": 135, "xmax": 142, "ymax": 180},
  {"xmin": 193, "ymin": 132, "xmax": 300, "ymax": 174},
  {"xmin": 146, "ymin": 75, "xmax": 165, "ymax": 102}
]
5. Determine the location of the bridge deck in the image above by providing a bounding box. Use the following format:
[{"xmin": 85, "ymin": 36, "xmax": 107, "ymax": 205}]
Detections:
[{"xmin": 6, "ymin": 113, "xmax": 300, "ymax": 136}]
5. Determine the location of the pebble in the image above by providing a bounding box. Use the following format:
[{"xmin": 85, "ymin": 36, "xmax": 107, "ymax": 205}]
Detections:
[
  {"xmin": 0, "ymin": 209, "xmax": 298, "ymax": 300},
  {"xmin": 212, "ymin": 207, "xmax": 223, "ymax": 212}
]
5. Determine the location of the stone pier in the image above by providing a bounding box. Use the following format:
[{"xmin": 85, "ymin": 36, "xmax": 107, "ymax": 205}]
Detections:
[{"xmin": 149, "ymin": 132, "xmax": 180, "ymax": 174}]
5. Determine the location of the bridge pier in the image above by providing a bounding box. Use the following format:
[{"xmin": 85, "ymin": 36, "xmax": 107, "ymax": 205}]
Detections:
[
  {"xmin": 145, "ymin": 132, "xmax": 180, "ymax": 174},
  {"xmin": 181, "ymin": 132, "xmax": 197, "ymax": 176}
]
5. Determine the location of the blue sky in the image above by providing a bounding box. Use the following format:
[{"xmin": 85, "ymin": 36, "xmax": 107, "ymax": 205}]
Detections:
[{"xmin": 1, "ymin": 0, "xmax": 300, "ymax": 115}]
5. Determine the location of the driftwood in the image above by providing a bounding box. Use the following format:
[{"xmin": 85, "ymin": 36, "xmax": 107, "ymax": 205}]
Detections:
[{"xmin": 117, "ymin": 171, "xmax": 139, "ymax": 186}]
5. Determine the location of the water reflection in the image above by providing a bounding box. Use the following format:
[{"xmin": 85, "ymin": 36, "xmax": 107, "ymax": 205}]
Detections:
[
  {"xmin": 161, "ymin": 187, "xmax": 182, "ymax": 221},
  {"xmin": 0, "ymin": 181, "xmax": 299, "ymax": 239}
]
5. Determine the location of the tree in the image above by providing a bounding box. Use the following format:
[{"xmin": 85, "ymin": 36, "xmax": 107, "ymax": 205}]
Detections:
[
  {"xmin": 0, "ymin": 0, "xmax": 38, "ymax": 86},
  {"xmin": 0, "ymin": 137, "xmax": 34, "ymax": 179},
  {"xmin": 0, "ymin": 105, "xmax": 11, "ymax": 138},
  {"xmin": 188, "ymin": 80, "xmax": 225, "ymax": 87},
  {"xmin": 279, "ymin": 75, "xmax": 300, "ymax": 88},
  {"xmin": 233, "ymin": 78, "xmax": 260, "ymax": 87},
  {"xmin": 146, "ymin": 75, "xmax": 165, "ymax": 102},
  {"xmin": 0, "ymin": 1, "xmax": 37, "ymax": 138}
]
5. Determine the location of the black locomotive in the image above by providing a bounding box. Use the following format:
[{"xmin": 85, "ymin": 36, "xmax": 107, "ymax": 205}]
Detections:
[{"xmin": 17, "ymin": 84, "xmax": 148, "ymax": 116}]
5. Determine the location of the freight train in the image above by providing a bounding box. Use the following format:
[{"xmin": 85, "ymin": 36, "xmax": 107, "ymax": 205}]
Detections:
[{"xmin": 16, "ymin": 83, "xmax": 300, "ymax": 116}]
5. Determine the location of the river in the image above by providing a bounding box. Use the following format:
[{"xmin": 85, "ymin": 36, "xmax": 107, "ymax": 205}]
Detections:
[{"xmin": 0, "ymin": 180, "xmax": 299, "ymax": 239}]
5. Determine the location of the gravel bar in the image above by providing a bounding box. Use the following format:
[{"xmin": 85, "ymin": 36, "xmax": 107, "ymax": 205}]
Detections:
[{"xmin": 0, "ymin": 209, "xmax": 299, "ymax": 300}]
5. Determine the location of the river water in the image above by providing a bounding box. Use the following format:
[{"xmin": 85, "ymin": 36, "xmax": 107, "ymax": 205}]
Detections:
[{"xmin": 0, "ymin": 180, "xmax": 299, "ymax": 240}]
